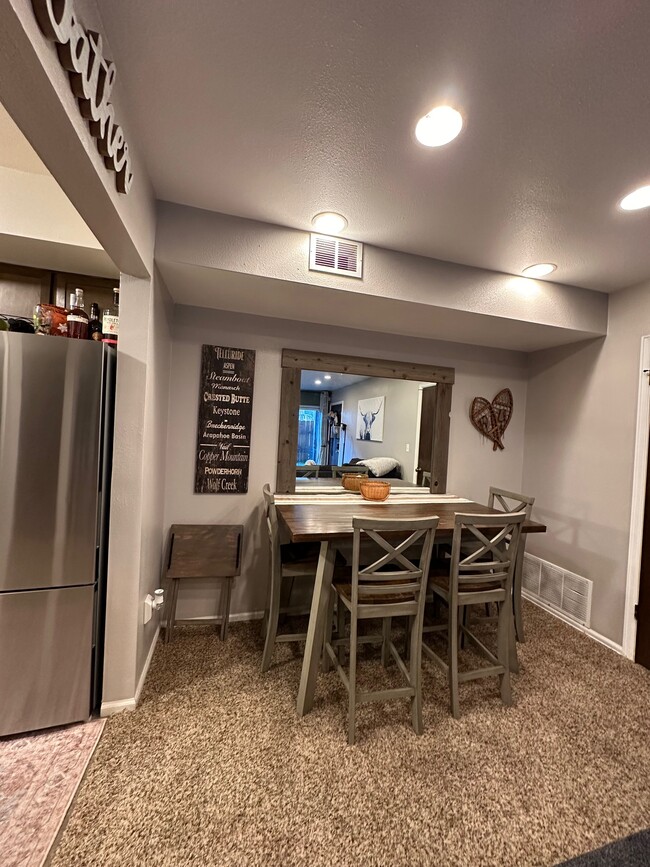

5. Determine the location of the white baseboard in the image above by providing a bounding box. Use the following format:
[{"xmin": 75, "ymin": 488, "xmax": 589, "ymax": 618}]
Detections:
[
  {"xmin": 171, "ymin": 609, "xmax": 264, "ymax": 625},
  {"xmin": 100, "ymin": 696, "xmax": 136, "ymax": 717},
  {"xmin": 135, "ymin": 624, "xmax": 160, "ymax": 705},
  {"xmin": 100, "ymin": 624, "xmax": 160, "ymax": 718},
  {"xmin": 522, "ymin": 591, "xmax": 624, "ymax": 656}
]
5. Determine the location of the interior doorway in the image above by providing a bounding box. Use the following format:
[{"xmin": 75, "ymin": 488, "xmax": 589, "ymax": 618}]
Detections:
[
  {"xmin": 414, "ymin": 384, "xmax": 437, "ymax": 486},
  {"xmin": 635, "ymin": 408, "xmax": 650, "ymax": 668},
  {"xmin": 624, "ymin": 335, "xmax": 650, "ymax": 666}
]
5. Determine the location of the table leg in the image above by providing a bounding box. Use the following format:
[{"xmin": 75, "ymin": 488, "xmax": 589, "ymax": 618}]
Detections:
[
  {"xmin": 220, "ymin": 578, "xmax": 233, "ymax": 641},
  {"xmin": 513, "ymin": 536, "xmax": 527, "ymax": 643},
  {"xmin": 296, "ymin": 541, "xmax": 336, "ymax": 717}
]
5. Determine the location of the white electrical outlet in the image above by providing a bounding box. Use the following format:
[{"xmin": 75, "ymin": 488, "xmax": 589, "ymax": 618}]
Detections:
[
  {"xmin": 143, "ymin": 589, "xmax": 165, "ymax": 625},
  {"xmin": 405, "ymin": 443, "xmax": 410, "ymax": 452}
]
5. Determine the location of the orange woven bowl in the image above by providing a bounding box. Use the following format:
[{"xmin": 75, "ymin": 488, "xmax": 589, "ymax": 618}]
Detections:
[
  {"xmin": 342, "ymin": 473, "xmax": 366, "ymax": 492},
  {"xmin": 359, "ymin": 480, "xmax": 391, "ymax": 501}
]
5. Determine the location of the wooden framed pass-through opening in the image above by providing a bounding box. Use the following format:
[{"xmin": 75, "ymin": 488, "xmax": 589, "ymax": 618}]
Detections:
[{"xmin": 276, "ymin": 349, "xmax": 455, "ymax": 493}]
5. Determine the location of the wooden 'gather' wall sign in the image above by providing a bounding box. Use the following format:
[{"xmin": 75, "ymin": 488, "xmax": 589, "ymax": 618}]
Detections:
[
  {"xmin": 32, "ymin": 0, "xmax": 133, "ymax": 194},
  {"xmin": 470, "ymin": 388, "xmax": 513, "ymax": 451}
]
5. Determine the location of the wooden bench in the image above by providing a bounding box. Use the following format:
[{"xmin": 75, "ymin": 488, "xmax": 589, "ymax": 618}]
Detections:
[{"xmin": 162, "ymin": 524, "xmax": 243, "ymax": 643}]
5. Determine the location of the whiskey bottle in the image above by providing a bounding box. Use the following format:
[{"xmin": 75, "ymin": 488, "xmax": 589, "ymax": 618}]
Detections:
[
  {"xmin": 89, "ymin": 303, "xmax": 103, "ymax": 341},
  {"xmin": 66, "ymin": 288, "xmax": 89, "ymax": 339},
  {"xmin": 102, "ymin": 288, "xmax": 119, "ymax": 346}
]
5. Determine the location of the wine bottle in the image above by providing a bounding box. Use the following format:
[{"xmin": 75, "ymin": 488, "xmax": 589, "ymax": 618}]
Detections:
[
  {"xmin": 66, "ymin": 288, "xmax": 89, "ymax": 339},
  {"xmin": 102, "ymin": 288, "xmax": 119, "ymax": 346},
  {"xmin": 89, "ymin": 303, "xmax": 103, "ymax": 341}
]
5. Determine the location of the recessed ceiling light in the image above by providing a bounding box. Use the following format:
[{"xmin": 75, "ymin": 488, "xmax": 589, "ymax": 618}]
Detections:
[
  {"xmin": 415, "ymin": 106, "xmax": 463, "ymax": 147},
  {"xmin": 311, "ymin": 212, "xmax": 348, "ymax": 234},
  {"xmin": 324, "ymin": 375, "xmax": 331, "ymax": 380},
  {"xmin": 314, "ymin": 379, "xmax": 322, "ymax": 385},
  {"xmin": 521, "ymin": 263, "xmax": 557, "ymax": 279},
  {"xmin": 619, "ymin": 185, "xmax": 650, "ymax": 211}
]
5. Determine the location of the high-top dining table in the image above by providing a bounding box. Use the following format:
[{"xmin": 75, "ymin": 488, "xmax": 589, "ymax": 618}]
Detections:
[{"xmin": 275, "ymin": 487, "xmax": 546, "ymax": 716}]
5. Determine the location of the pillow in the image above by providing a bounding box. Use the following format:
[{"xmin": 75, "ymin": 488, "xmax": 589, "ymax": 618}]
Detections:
[{"xmin": 356, "ymin": 457, "xmax": 400, "ymax": 477}]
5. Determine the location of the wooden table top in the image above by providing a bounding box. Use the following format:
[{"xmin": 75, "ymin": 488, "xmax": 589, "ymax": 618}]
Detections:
[{"xmin": 276, "ymin": 500, "xmax": 547, "ymax": 543}]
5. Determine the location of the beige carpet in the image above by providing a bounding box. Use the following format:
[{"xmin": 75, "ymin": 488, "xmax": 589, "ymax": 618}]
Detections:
[
  {"xmin": 0, "ymin": 720, "xmax": 104, "ymax": 867},
  {"xmin": 52, "ymin": 604, "xmax": 649, "ymax": 867}
]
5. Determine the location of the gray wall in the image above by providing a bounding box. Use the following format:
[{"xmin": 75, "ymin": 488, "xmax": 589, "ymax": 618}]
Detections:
[
  {"xmin": 164, "ymin": 306, "xmax": 528, "ymax": 620},
  {"xmin": 523, "ymin": 277, "xmax": 650, "ymax": 646},
  {"xmin": 103, "ymin": 268, "xmax": 173, "ymax": 705},
  {"xmin": 156, "ymin": 202, "xmax": 609, "ymax": 350},
  {"xmin": 332, "ymin": 377, "xmax": 423, "ymax": 480}
]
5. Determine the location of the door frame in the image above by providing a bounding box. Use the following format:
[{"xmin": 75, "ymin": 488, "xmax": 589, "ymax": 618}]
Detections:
[
  {"xmin": 412, "ymin": 382, "xmax": 437, "ymax": 484},
  {"xmin": 623, "ymin": 334, "xmax": 650, "ymax": 659},
  {"xmin": 276, "ymin": 349, "xmax": 455, "ymax": 493}
]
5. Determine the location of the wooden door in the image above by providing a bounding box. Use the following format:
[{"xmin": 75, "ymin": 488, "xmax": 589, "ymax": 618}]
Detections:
[
  {"xmin": 415, "ymin": 385, "xmax": 437, "ymax": 486},
  {"xmin": 635, "ymin": 423, "xmax": 650, "ymax": 668}
]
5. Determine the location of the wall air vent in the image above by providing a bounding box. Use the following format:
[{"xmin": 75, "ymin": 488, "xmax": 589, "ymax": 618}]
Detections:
[
  {"xmin": 309, "ymin": 234, "xmax": 363, "ymax": 279},
  {"xmin": 522, "ymin": 553, "xmax": 593, "ymax": 627}
]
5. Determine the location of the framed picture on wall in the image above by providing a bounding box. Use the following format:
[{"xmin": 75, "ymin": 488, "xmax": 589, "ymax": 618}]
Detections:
[{"xmin": 357, "ymin": 396, "xmax": 385, "ymax": 442}]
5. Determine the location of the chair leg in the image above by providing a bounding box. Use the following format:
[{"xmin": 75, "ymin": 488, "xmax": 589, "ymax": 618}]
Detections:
[
  {"xmin": 497, "ymin": 601, "xmax": 513, "ymax": 707},
  {"xmin": 404, "ymin": 615, "xmax": 414, "ymax": 660},
  {"xmin": 513, "ymin": 545, "xmax": 526, "ymax": 643},
  {"xmin": 508, "ymin": 609, "xmax": 520, "ymax": 675},
  {"xmin": 261, "ymin": 571, "xmax": 282, "ymax": 672},
  {"xmin": 381, "ymin": 617, "xmax": 392, "ymax": 668},
  {"xmin": 409, "ymin": 614, "xmax": 424, "ymax": 735},
  {"xmin": 460, "ymin": 606, "xmax": 468, "ymax": 650},
  {"xmin": 322, "ymin": 588, "xmax": 336, "ymax": 673},
  {"xmin": 449, "ymin": 603, "xmax": 460, "ymax": 719},
  {"xmin": 348, "ymin": 613, "xmax": 358, "ymax": 745},
  {"xmin": 337, "ymin": 600, "xmax": 346, "ymax": 664},
  {"xmin": 261, "ymin": 578, "xmax": 271, "ymax": 640},
  {"xmin": 220, "ymin": 578, "xmax": 233, "ymax": 641},
  {"xmin": 164, "ymin": 578, "xmax": 179, "ymax": 644}
]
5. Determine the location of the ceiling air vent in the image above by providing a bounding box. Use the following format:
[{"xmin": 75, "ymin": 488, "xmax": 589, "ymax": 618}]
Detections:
[{"xmin": 309, "ymin": 234, "xmax": 363, "ymax": 279}]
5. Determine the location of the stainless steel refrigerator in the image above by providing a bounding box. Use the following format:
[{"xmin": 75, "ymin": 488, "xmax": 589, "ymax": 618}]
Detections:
[{"xmin": 0, "ymin": 332, "xmax": 115, "ymax": 737}]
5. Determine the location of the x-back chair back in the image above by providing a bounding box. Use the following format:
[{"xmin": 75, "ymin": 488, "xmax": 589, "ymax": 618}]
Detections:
[
  {"xmin": 449, "ymin": 512, "xmax": 525, "ymax": 603},
  {"xmin": 350, "ymin": 516, "xmax": 436, "ymax": 614}
]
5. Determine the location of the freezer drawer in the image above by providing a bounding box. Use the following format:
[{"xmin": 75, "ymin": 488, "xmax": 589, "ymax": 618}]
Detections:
[{"xmin": 0, "ymin": 585, "xmax": 93, "ymax": 737}]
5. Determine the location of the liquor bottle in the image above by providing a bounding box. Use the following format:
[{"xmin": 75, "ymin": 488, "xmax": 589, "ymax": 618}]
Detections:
[
  {"xmin": 88, "ymin": 303, "xmax": 103, "ymax": 341},
  {"xmin": 102, "ymin": 288, "xmax": 119, "ymax": 346},
  {"xmin": 66, "ymin": 288, "xmax": 89, "ymax": 339}
]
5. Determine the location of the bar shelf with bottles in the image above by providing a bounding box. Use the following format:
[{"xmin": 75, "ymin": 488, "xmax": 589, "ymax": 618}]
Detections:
[{"xmin": 1, "ymin": 286, "xmax": 119, "ymax": 346}]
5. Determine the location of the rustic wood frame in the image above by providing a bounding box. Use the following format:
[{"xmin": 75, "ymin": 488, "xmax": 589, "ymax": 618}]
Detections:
[{"xmin": 276, "ymin": 349, "xmax": 455, "ymax": 493}]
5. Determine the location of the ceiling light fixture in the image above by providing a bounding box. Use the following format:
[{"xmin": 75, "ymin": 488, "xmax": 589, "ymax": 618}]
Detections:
[
  {"xmin": 324, "ymin": 375, "xmax": 331, "ymax": 380},
  {"xmin": 619, "ymin": 185, "xmax": 650, "ymax": 211},
  {"xmin": 314, "ymin": 379, "xmax": 322, "ymax": 385},
  {"xmin": 311, "ymin": 212, "xmax": 348, "ymax": 234},
  {"xmin": 415, "ymin": 106, "xmax": 463, "ymax": 147},
  {"xmin": 521, "ymin": 263, "xmax": 557, "ymax": 279}
]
